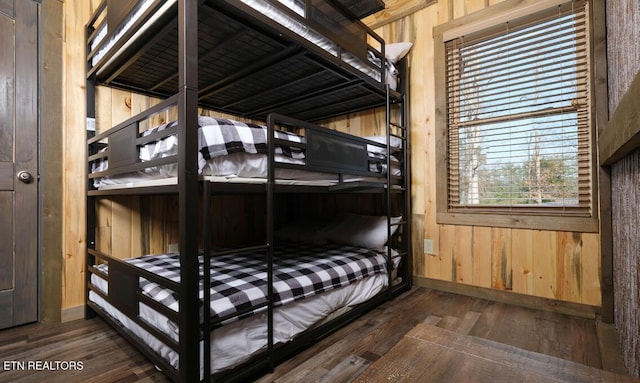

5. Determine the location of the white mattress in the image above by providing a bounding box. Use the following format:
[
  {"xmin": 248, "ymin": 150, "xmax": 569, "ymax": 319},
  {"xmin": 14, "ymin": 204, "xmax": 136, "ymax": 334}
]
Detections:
[
  {"xmin": 90, "ymin": 0, "xmax": 386, "ymax": 84},
  {"xmin": 89, "ymin": 270, "xmax": 388, "ymax": 377},
  {"xmin": 93, "ymin": 156, "xmax": 400, "ymax": 189},
  {"xmin": 94, "ymin": 175, "xmax": 397, "ymax": 191}
]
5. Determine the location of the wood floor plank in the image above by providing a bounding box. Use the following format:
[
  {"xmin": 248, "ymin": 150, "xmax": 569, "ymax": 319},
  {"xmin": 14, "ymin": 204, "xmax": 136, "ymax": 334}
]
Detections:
[
  {"xmin": 319, "ymin": 354, "xmax": 370, "ymax": 383},
  {"xmin": 354, "ymin": 330, "xmax": 445, "ymax": 382},
  {"xmin": 413, "ymin": 324, "xmax": 637, "ymax": 383},
  {"xmin": 0, "ymin": 288, "xmax": 633, "ymax": 383},
  {"xmin": 423, "ymin": 315, "xmax": 442, "ymax": 325},
  {"xmin": 454, "ymin": 310, "xmax": 482, "ymax": 334},
  {"xmin": 357, "ymin": 324, "xmax": 639, "ymax": 383}
]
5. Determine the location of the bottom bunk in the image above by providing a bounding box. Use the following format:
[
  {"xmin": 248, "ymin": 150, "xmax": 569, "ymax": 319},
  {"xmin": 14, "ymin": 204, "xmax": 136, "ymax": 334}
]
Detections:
[{"xmin": 87, "ymin": 238, "xmax": 405, "ymax": 381}]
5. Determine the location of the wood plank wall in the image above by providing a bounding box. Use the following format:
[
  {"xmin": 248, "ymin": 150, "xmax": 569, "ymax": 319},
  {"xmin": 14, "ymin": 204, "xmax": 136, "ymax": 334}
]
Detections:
[
  {"xmin": 362, "ymin": 0, "xmax": 601, "ymax": 308},
  {"xmin": 63, "ymin": 0, "xmax": 99, "ymax": 313},
  {"xmin": 61, "ymin": 0, "xmax": 602, "ymax": 316},
  {"xmin": 605, "ymin": 0, "xmax": 640, "ymax": 115},
  {"xmin": 611, "ymin": 150, "xmax": 640, "ymax": 378},
  {"xmin": 605, "ymin": 1, "xmax": 640, "ymax": 378}
]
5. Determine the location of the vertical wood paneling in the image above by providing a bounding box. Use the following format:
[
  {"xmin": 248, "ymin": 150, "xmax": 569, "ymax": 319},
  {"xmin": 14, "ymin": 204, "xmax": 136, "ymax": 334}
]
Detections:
[
  {"xmin": 612, "ymin": 149, "xmax": 640, "ymax": 377},
  {"xmin": 412, "ymin": 214, "xmax": 426, "ymax": 276},
  {"xmin": 439, "ymin": 224, "xmax": 455, "ymax": 280},
  {"xmin": 95, "ymin": 86, "xmax": 112, "ymax": 134},
  {"xmin": 62, "ymin": 0, "xmax": 102, "ymax": 309},
  {"xmin": 606, "ymin": 0, "xmax": 640, "ymax": 114},
  {"xmin": 130, "ymin": 196, "xmax": 143, "ymax": 257},
  {"xmin": 556, "ymin": 232, "xmax": 582, "ymax": 304},
  {"xmin": 436, "ymin": 0, "xmax": 451, "ymax": 24},
  {"xmin": 533, "ymin": 230, "xmax": 557, "ymax": 299},
  {"xmin": 95, "ymin": 88, "xmax": 130, "ymax": 258},
  {"xmin": 145, "ymin": 195, "xmax": 178, "ymax": 254},
  {"xmin": 424, "ymin": 250, "xmax": 446, "ymax": 280},
  {"xmin": 452, "ymin": 0, "xmax": 466, "ymax": 18},
  {"xmin": 491, "ymin": 228, "xmax": 511, "ymax": 291},
  {"xmin": 580, "ymin": 233, "xmax": 600, "ymax": 307},
  {"xmin": 471, "ymin": 226, "xmax": 492, "ymax": 288},
  {"xmin": 465, "ymin": 0, "xmax": 486, "ymax": 14},
  {"xmin": 111, "ymin": 89, "xmax": 132, "ymax": 126},
  {"xmin": 454, "ymin": 225, "xmax": 472, "ymax": 284},
  {"xmin": 95, "ymin": 198, "xmax": 112, "ymax": 255},
  {"xmin": 512, "ymin": 229, "xmax": 533, "ymax": 295},
  {"xmin": 110, "ymin": 197, "xmax": 132, "ymax": 260}
]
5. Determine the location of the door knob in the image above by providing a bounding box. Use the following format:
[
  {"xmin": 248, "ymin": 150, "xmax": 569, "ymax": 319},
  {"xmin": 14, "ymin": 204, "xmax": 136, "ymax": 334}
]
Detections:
[{"xmin": 17, "ymin": 171, "xmax": 33, "ymax": 183}]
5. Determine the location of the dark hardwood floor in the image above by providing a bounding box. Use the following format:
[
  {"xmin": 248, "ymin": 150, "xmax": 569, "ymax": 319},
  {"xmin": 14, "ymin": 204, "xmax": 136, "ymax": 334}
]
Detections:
[{"xmin": 0, "ymin": 288, "xmax": 633, "ymax": 383}]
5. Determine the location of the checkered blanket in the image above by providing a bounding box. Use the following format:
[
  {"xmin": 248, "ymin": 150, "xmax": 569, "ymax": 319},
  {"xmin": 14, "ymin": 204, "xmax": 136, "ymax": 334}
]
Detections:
[
  {"xmin": 145, "ymin": 116, "xmax": 305, "ymax": 160},
  {"xmin": 91, "ymin": 117, "xmax": 305, "ymax": 174},
  {"xmin": 97, "ymin": 243, "xmax": 388, "ymax": 324}
]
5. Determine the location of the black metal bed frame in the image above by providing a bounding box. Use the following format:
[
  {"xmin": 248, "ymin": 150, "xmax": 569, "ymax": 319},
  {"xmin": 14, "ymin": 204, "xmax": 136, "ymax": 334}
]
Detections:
[{"xmin": 85, "ymin": 1, "xmax": 411, "ymax": 382}]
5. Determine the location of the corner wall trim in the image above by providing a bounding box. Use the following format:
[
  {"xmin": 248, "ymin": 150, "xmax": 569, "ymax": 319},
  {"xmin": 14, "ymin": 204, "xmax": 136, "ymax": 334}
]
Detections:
[{"xmin": 599, "ymin": 71, "xmax": 640, "ymax": 166}]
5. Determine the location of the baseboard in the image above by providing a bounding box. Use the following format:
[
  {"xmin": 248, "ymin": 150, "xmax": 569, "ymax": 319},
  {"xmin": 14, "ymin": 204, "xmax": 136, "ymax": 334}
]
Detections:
[
  {"xmin": 61, "ymin": 304, "xmax": 86, "ymax": 322},
  {"xmin": 414, "ymin": 276, "xmax": 600, "ymax": 320}
]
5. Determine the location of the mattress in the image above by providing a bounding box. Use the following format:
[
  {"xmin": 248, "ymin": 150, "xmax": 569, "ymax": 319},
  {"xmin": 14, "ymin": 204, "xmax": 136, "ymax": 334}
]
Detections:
[
  {"xmin": 90, "ymin": 116, "xmax": 402, "ymax": 189},
  {"xmin": 90, "ymin": 0, "xmax": 390, "ymax": 86},
  {"xmin": 88, "ymin": 243, "xmax": 399, "ymax": 376}
]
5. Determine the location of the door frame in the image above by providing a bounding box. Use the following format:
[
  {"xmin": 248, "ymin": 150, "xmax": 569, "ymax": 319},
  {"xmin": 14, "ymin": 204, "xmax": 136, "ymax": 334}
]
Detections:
[{"xmin": 41, "ymin": 0, "xmax": 63, "ymax": 324}]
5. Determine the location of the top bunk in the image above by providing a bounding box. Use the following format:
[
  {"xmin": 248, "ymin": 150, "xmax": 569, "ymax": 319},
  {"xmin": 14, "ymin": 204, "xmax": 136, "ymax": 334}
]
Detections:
[{"xmin": 86, "ymin": 0, "xmax": 405, "ymax": 122}]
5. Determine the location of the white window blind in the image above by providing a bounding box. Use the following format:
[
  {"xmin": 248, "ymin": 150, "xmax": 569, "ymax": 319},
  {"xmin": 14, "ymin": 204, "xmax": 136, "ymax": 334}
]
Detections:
[{"xmin": 445, "ymin": 1, "xmax": 591, "ymax": 216}]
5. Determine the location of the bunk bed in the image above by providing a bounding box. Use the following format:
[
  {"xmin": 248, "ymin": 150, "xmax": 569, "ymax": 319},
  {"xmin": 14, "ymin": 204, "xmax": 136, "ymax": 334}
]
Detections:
[{"xmin": 84, "ymin": 1, "xmax": 411, "ymax": 382}]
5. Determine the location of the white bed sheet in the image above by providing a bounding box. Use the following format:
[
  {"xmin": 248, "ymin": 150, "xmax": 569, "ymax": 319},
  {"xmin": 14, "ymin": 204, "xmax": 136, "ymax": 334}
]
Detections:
[
  {"xmin": 90, "ymin": 0, "xmax": 386, "ymax": 84},
  {"xmin": 89, "ymin": 270, "xmax": 388, "ymax": 377}
]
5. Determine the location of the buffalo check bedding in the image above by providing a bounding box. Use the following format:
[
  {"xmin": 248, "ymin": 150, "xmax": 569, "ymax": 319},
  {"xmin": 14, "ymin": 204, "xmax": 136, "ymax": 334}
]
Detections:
[
  {"xmin": 91, "ymin": 116, "xmax": 399, "ymax": 189},
  {"xmin": 91, "ymin": 116, "xmax": 305, "ymax": 175},
  {"xmin": 93, "ymin": 242, "xmax": 389, "ymax": 325}
]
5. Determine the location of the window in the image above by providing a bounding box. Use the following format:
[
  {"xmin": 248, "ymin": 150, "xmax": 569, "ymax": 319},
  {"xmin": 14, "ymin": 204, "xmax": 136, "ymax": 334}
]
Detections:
[{"xmin": 434, "ymin": 0, "xmax": 598, "ymax": 231}]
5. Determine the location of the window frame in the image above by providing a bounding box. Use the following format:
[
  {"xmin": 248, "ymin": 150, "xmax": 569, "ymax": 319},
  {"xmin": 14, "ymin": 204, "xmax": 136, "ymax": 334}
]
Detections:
[{"xmin": 433, "ymin": 0, "xmax": 599, "ymax": 232}]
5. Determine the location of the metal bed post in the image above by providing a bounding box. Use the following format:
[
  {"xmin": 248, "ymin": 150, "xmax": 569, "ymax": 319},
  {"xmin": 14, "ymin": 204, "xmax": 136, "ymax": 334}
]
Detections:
[
  {"xmin": 85, "ymin": 158, "xmax": 97, "ymax": 319},
  {"xmin": 400, "ymin": 58, "xmax": 412, "ymax": 289},
  {"xmin": 202, "ymin": 181, "xmax": 212, "ymax": 381},
  {"xmin": 384, "ymin": 57, "xmax": 411, "ymax": 296},
  {"xmin": 176, "ymin": 0, "xmax": 200, "ymax": 381},
  {"xmin": 266, "ymin": 114, "xmax": 276, "ymax": 372},
  {"xmin": 85, "ymin": 18, "xmax": 97, "ymax": 319},
  {"xmin": 385, "ymin": 84, "xmax": 393, "ymax": 295}
]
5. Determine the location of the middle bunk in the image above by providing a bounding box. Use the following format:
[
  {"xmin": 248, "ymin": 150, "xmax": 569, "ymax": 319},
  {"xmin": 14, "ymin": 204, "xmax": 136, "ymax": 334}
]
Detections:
[{"xmin": 85, "ymin": 1, "xmax": 411, "ymax": 382}]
